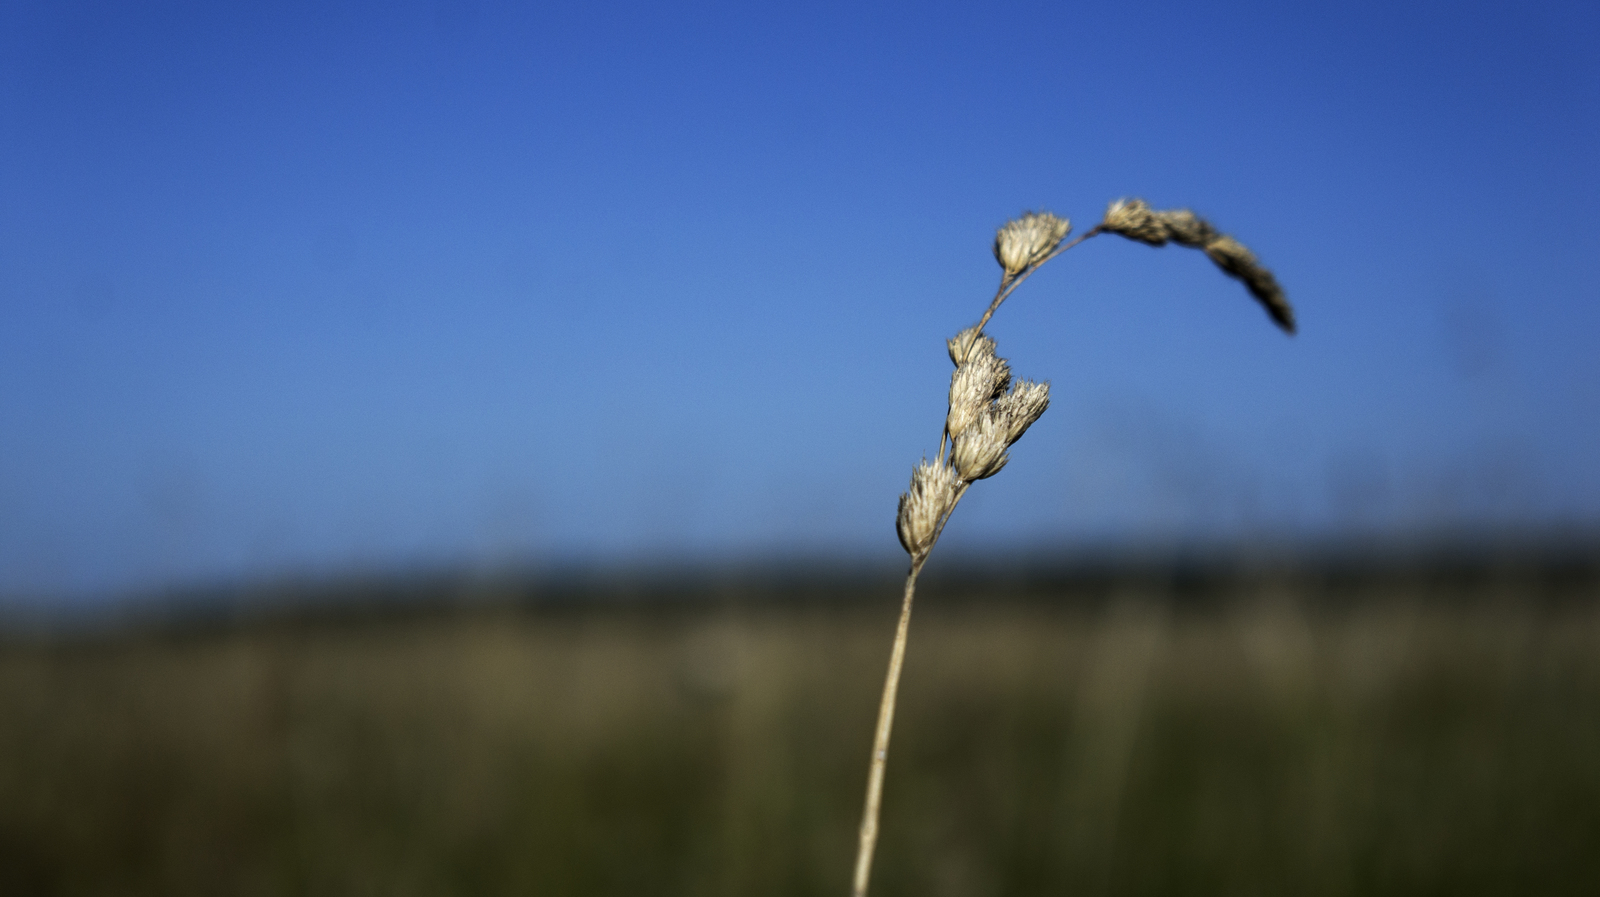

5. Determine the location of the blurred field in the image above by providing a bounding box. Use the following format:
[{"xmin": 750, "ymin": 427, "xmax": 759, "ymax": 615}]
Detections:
[{"xmin": 3, "ymin": 563, "xmax": 1600, "ymax": 896}]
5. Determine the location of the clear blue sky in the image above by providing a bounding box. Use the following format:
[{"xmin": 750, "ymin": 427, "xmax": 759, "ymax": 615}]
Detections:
[{"xmin": 3, "ymin": 0, "xmax": 1597, "ymax": 600}]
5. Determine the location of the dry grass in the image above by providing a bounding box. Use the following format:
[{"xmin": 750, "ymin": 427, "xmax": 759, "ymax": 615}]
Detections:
[
  {"xmin": 3, "ymin": 587, "xmax": 1599, "ymax": 896},
  {"xmin": 865, "ymin": 201, "xmax": 1294, "ymax": 895}
]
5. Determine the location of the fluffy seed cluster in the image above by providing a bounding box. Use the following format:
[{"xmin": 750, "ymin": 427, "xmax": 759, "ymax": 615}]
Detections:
[
  {"xmin": 995, "ymin": 379, "xmax": 1050, "ymax": 444},
  {"xmin": 946, "ymin": 338, "xmax": 1050, "ymax": 482},
  {"xmin": 946, "ymin": 326, "xmax": 985, "ymax": 366},
  {"xmin": 993, "ymin": 211, "xmax": 1071, "ymax": 278},
  {"xmin": 896, "ymin": 460, "xmax": 960, "ymax": 557},
  {"xmin": 899, "ymin": 196, "xmax": 1290, "ymax": 564},
  {"xmin": 1101, "ymin": 199, "xmax": 1217, "ymax": 248},
  {"xmin": 945, "ymin": 341, "xmax": 1009, "ymax": 439},
  {"xmin": 895, "ymin": 333, "xmax": 1050, "ymax": 559},
  {"xmin": 951, "ymin": 411, "xmax": 1009, "ymax": 481},
  {"xmin": 1100, "ymin": 199, "xmax": 1296, "ymax": 333}
]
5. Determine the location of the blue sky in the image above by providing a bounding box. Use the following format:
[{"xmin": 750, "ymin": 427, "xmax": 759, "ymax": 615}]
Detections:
[{"xmin": 3, "ymin": 0, "xmax": 1598, "ymax": 600}]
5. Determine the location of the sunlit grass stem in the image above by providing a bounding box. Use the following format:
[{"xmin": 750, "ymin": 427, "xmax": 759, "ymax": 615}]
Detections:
[{"xmin": 849, "ymin": 200, "xmax": 1293, "ymax": 897}]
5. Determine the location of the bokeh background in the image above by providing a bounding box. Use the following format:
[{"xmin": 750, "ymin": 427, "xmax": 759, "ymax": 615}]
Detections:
[{"xmin": 2, "ymin": 1, "xmax": 1598, "ymax": 894}]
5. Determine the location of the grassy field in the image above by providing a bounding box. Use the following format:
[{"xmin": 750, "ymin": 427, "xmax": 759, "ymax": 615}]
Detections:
[{"xmin": 3, "ymin": 569, "xmax": 1599, "ymax": 896}]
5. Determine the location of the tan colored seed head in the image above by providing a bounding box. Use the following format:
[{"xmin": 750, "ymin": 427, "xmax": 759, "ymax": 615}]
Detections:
[
  {"xmin": 896, "ymin": 460, "xmax": 960, "ymax": 557},
  {"xmin": 993, "ymin": 211, "xmax": 1071, "ymax": 277},
  {"xmin": 951, "ymin": 412, "xmax": 1010, "ymax": 481},
  {"xmin": 1156, "ymin": 209, "xmax": 1219, "ymax": 248},
  {"xmin": 946, "ymin": 326, "xmax": 993, "ymax": 367},
  {"xmin": 996, "ymin": 379, "xmax": 1050, "ymax": 444},
  {"xmin": 1102, "ymin": 199, "xmax": 1295, "ymax": 335},
  {"xmin": 1102, "ymin": 198, "xmax": 1169, "ymax": 246},
  {"xmin": 947, "ymin": 346, "xmax": 1011, "ymax": 438},
  {"xmin": 1203, "ymin": 236, "xmax": 1296, "ymax": 333}
]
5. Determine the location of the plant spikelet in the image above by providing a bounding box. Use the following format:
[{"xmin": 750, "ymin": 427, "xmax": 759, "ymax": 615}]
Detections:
[
  {"xmin": 946, "ymin": 344, "xmax": 1010, "ymax": 438},
  {"xmin": 1100, "ymin": 199, "xmax": 1296, "ymax": 334},
  {"xmin": 947, "ymin": 326, "xmax": 993, "ymax": 367},
  {"xmin": 951, "ymin": 413, "xmax": 1009, "ymax": 481},
  {"xmin": 1203, "ymin": 236, "xmax": 1296, "ymax": 333},
  {"xmin": 996, "ymin": 379, "xmax": 1050, "ymax": 445},
  {"xmin": 896, "ymin": 460, "xmax": 959, "ymax": 557},
  {"xmin": 993, "ymin": 211, "xmax": 1071, "ymax": 277},
  {"xmin": 1156, "ymin": 209, "xmax": 1219, "ymax": 248},
  {"xmin": 1101, "ymin": 199, "xmax": 1169, "ymax": 246}
]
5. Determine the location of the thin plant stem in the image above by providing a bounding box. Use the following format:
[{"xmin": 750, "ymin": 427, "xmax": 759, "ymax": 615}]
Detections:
[
  {"xmin": 850, "ymin": 559, "xmax": 923, "ymax": 897},
  {"xmin": 850, "ymin": 484, "xmax": 965, "ymax": 897}
]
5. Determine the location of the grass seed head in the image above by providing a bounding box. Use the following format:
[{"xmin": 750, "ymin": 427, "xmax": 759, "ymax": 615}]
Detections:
[
  {"xmin": 951, "ymin": 412, "xmax": 1010, "ymax": 481},
  {"xmin": 993, "ymin": 211, "xmax": 1071, "ymax": 277},
  {"xmin": 1102, "ymin": 198, "xmax": 1169, "ymax": 246},
  {"xmin": 1203, "ymin": 236, "xmax": 1296, "ymax": 333},
  {"xmin": 996, "ymin": 379, "xmax": 1050, "ymax": 444},
  {"xmin": 947, "ymin": 326, "xmax": 993, "ymax": 367},
  {"xmin": 896, "ymin": 460, "xmax": 960, "ymax": 557},
  {"xmin": 946, "ymin": 344, "xmax": 1011, "ymax": 438},
  {"xmin": 1157, "ymin": 209, "xmax": 1219, "ymax": 247},
  {"xmin": 1101, "ymin": 200, "xmax": 1295, "ymax": 335}
]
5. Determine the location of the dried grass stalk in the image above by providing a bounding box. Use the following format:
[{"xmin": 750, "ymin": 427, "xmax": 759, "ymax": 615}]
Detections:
[{"xmin": 851, "ymin": 199, "xmax": 1295, "ymax": 897}]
